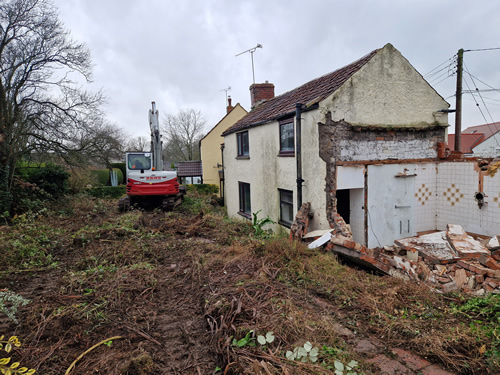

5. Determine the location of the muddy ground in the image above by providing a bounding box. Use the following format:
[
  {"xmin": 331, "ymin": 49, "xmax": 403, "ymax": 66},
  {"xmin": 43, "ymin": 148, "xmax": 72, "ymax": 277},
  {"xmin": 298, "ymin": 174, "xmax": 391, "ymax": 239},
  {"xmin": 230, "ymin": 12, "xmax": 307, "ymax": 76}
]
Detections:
[{"xmin": 0, "ymin": 195, "xmax": 498, "ymax": 374}]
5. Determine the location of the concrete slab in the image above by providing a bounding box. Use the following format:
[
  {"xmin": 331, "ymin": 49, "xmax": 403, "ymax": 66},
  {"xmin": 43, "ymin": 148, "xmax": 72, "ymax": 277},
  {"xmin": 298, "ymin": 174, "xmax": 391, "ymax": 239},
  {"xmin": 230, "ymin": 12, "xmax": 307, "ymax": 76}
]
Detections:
[
  {"xmin": 446, "ymin": 224, "xmax": 490, "ymax": 259},
  {"xmin": 396, "ymin": 232, "xmax": 460, "ymax": 264}
]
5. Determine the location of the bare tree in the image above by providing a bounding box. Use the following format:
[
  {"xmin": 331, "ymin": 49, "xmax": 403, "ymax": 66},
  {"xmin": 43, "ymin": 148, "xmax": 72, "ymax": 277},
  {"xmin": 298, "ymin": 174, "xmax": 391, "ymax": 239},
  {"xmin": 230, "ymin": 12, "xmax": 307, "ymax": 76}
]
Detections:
[
  {"xmin": 162, "ymin": 108, "xmax": 206, "ymax": 162},
  {"xmin": 0, "ymin": 0, "xmax": 105, "ymax": 212},
  {"xmin": 127, "ymin": 136, "xmax": 150, "ymax": 152}
]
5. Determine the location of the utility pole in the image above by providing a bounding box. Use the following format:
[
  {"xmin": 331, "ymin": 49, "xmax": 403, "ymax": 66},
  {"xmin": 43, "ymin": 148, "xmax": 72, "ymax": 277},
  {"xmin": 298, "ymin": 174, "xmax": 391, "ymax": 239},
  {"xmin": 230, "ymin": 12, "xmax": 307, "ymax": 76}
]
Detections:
[{"xmin": 454, "ymin": 48, "xmax": 464, "ymax": 152}]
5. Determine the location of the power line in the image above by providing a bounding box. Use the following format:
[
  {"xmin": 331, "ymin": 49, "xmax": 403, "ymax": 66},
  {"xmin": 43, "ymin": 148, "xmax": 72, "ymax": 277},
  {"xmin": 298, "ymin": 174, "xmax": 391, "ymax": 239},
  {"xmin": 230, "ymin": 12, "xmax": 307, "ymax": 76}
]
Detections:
[{"xmin": 465, "ymin": 47, "xmax": 500, "ymax": 52}]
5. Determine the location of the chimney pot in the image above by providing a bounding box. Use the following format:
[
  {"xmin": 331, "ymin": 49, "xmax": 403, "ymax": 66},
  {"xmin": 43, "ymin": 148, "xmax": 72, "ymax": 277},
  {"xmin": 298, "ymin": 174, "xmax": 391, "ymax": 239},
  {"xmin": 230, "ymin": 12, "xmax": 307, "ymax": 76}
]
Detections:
[{"xmin": 226, "ymin": 95, "xmax": 234, "ymax": 114}]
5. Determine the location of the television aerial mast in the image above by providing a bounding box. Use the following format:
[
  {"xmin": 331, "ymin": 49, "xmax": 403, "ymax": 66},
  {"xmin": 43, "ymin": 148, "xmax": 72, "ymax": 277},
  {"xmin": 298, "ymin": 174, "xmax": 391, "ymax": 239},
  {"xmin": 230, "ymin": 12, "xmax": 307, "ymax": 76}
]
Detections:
[{"xmin": 236, "ymin": 44, "xmax": 263, "ymax": 84}]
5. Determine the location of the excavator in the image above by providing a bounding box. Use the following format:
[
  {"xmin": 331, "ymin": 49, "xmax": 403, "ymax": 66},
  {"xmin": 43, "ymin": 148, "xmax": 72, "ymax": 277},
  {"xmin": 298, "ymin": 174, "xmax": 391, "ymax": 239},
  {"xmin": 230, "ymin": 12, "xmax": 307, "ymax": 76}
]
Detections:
[{"xmin": 118, "ymin": 102, "xmax": 185, "ymax": 211}]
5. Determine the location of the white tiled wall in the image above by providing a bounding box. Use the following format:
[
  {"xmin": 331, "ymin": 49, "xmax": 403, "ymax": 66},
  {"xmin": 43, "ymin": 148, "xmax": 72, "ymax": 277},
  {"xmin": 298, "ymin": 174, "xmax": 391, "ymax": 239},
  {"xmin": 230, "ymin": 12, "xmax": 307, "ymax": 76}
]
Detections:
[
  {"xmin": 414, "ymin": 163, "xmax": 437, "ymax": 232},
  {"xmin": 435, "ymin": 162, "xmax": 500, "ymax": 236}
]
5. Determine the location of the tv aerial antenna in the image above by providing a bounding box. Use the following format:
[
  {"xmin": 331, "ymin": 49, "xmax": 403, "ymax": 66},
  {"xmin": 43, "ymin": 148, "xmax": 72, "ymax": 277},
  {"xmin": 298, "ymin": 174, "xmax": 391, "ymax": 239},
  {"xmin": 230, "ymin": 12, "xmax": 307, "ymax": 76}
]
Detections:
[
  {"xmin": 236, "ymin": 44, "xmax": 263, "ymax": 84},
  {"xmin": 220, "ymin": 86, "xmax": 231, "ymax": 105}
]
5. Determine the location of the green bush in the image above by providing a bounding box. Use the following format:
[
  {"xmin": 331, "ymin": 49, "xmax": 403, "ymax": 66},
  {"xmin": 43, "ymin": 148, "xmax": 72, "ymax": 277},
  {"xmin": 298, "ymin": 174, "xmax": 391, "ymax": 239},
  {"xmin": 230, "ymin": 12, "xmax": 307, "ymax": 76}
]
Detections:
[
  {"xmin": 111, "ymin": 168, "xmax": 124, "ymax": 185},
  {"xmin": 111, "ymin": 162, "xmax": 126, "ymax": 181},
  {"xmin": 87, "ymin": 186, "xmax": 126, "ymax": 198},
  {"xmin": 186, "ymin": 184, "xmax": 219, "ymax": 195},
  {"xmin": 16, "ymin": 163, "xmax": 70, "ymax": 199},
  {"xmin": 91, "ymin": 169, "xmax": 110, "ymax": 186}
]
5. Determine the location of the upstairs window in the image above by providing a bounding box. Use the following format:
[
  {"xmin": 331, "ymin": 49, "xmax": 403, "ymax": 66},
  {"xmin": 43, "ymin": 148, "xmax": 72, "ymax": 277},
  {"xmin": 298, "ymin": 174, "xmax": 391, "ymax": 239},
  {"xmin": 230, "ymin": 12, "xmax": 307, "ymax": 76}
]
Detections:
[
  {"xmin": 238, "ymin": 182, "xmax": 251, "ymax": 217},
  {"xmin": 279, "ymin": 189, "xmax": 294, "ymax": 227},
  {"xmin": 279, "ymin": 120, "xmax": 294, "ymax": 156},
  {"xmin": 237, "ymin": 131, "xmax": 249, "ymax": 157}
]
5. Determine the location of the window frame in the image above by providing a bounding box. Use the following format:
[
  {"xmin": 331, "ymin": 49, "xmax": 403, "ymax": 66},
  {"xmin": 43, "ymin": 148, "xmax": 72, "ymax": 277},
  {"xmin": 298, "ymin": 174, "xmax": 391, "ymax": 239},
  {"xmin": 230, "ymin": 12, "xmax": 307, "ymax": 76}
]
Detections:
[
  {"xmin": 279, "ymin": 119, "xmax": 295, "ymax": 157},
  {"xmin": 238, "ymin": 181, "xmax": 251, "ymax": 218},
  {"xmin": 236, "ymin": 131, "xmax": 249, "ymax": 158},
  {"xmin": 278, "ymin": 189, "xmax": 294, "ymax": 227}
]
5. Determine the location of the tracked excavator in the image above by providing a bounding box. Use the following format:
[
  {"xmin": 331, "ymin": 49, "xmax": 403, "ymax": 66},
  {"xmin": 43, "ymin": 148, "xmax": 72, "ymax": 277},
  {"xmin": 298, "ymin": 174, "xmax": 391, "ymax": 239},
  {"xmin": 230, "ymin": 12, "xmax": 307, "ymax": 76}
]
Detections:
[{"xmin": 118, "ymin": 102, "xmax": 185, "ymax": 211}]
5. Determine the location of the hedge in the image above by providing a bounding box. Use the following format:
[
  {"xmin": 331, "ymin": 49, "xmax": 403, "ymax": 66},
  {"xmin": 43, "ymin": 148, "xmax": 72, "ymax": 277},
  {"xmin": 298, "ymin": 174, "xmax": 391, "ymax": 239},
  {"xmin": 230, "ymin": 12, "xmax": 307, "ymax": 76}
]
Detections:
[{"xmin": 87, "ymin": 186, "xmax": 126, "ymax": 198}]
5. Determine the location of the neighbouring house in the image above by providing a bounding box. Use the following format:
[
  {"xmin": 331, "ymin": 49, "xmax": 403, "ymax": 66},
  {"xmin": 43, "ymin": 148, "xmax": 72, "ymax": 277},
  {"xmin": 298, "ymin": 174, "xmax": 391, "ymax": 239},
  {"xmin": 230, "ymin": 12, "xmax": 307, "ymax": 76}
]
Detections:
[
  {"xmin": 221, "ymin": 43, "xmax": 500, "ymax": 246},
  {"xmin": 177, "ymin": 161, "xmax": 203, "ymax": 184},
  {"xmin": 200, "ymin": 98, "xmax": 247, "ymax": 197},
  {"xmin": 460, "ymin": 122, "xmax": 500, "ymax": 158},
  {"xmin": 447, "ymin": 133, "xmax": 484, "ymax": 156}
]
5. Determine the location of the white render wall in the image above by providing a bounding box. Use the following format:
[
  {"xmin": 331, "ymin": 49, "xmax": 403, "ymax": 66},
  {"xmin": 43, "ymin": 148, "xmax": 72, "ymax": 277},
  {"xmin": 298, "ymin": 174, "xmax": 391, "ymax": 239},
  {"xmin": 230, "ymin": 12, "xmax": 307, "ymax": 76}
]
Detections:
[
  {"xmin": 223, "ymin": 109, "xmax": 328, "ymax": 232},
  {"xmin": 319, "ymin": 44, "xmax": 449, "ymax": 127}
]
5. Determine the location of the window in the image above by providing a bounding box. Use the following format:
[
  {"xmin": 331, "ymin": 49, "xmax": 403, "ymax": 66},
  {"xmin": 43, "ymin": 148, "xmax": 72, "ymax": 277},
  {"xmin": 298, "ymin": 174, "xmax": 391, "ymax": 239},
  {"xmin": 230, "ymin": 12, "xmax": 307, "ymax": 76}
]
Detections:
[
  {"xmin": 279, "ymin": 189, "xmax": 294, "ymax": 226},
  {"xmin": 237, "ymin": 131, "xmax": 249, "ymax": 157},
  {"xmin": 128, "ymin": 153, "xmax": 152, "ymax": 170},
  {"xmin": 279, "ymin": 120, "xmax": 294, "ymax": 156},
  {"xmin": 238, "ymin": 182, "xmax": 251, "ymax": 217}
]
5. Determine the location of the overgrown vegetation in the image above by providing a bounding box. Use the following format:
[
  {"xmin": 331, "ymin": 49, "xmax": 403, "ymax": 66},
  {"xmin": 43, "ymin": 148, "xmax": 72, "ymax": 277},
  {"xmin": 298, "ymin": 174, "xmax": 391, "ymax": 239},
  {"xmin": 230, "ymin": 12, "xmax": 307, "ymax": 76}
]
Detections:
[{"xmin": 0, "ymin": 189, "xmax": 498, "ymax": 373}]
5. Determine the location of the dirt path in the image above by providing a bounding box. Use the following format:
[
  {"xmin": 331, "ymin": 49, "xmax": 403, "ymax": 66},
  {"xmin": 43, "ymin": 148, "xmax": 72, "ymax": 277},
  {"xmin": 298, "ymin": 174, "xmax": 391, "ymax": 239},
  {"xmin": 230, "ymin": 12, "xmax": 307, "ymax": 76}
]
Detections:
[{"xmin": 1, "ymin": 209, "xmax": 219, "ymax": 374}]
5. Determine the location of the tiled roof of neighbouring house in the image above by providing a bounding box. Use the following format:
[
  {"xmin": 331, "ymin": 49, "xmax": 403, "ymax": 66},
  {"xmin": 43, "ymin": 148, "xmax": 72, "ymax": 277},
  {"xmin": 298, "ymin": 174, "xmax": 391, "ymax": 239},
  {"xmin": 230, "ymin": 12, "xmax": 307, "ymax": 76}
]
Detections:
[
  {"xmin": 177, "ymin": 161, "xmax": 202, "ymax": 177},
  {"xmin": 222, "ymin": 47, "xmax": 380, "ymax": 136},
  {"xmin": 462, "ymin": 122, "xmax": 500, "ymax": 140},
  {"xmin": 448, "ymin": 133, "xmax": 485, "ymax": 153}
]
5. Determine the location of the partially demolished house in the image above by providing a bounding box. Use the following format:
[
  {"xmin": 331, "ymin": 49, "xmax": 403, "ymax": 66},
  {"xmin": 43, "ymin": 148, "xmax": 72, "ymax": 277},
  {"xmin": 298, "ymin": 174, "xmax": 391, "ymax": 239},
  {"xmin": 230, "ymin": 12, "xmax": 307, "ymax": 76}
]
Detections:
[{"xmin": 222, "ymin": 43, "xmax": 500, "ymax": 293}]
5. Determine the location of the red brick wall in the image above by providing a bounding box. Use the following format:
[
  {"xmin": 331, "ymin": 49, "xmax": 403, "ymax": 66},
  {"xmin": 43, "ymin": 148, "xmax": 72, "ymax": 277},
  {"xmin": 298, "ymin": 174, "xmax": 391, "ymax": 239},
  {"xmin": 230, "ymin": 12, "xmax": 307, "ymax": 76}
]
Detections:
[{"xmin": 250, "ymin": 83, "xmax": 274, "ymax": 108}]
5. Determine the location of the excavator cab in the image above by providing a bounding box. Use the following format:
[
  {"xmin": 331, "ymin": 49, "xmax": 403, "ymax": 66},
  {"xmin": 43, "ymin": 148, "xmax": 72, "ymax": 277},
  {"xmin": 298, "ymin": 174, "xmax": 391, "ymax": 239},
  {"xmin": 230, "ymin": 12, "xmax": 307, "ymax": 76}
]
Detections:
[{"xmin": 127, "ymin": 153, "xmax": 152, "ymax": 171}]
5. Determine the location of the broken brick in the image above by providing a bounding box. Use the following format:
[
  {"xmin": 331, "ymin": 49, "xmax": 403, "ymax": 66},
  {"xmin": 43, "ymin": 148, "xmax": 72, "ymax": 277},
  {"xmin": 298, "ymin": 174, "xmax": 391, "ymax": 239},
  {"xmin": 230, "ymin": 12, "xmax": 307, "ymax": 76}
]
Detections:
[
  {"xmin": 453, "ymin": 269, "xmax": 467, "ymax": 288},
  {"xmin": 475, "ymin": 274, "xmax": 485, "ymax": 283}
]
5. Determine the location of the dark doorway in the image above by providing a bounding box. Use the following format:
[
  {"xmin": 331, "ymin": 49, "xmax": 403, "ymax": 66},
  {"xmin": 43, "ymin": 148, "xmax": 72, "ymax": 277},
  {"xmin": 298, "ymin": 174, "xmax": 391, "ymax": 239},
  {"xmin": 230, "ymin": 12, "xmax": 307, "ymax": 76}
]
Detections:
[{"xmin": 336, "ymin": 189, "xmax": 350, "ymax": 224}]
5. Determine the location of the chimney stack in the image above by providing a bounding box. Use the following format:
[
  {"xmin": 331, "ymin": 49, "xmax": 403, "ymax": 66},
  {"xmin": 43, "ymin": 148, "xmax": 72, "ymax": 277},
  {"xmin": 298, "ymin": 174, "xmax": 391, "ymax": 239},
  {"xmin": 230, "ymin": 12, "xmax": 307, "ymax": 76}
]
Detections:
[
  {"xmin": 226, "ymin": 96, "xmax": 233, "ymax": 114},
  {"xmin": 250, "ymin": 81, "xmax": 274, "ymax": 108}
]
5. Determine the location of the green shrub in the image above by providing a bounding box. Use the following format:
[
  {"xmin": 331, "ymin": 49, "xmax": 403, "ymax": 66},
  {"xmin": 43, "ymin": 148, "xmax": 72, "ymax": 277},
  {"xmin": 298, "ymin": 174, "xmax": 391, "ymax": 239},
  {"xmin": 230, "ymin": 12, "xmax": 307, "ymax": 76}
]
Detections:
[
  {"xmin": 186, "ymin": 184, "xmax": 219, "ymax": 195},
  {"xmin": 111, "ymin": 168, "xmax": 124, "ymax": 185},
  {"xmin": 91, "ymin": 169, "xmax": 110, "ymax": 186},
  {"xmin": 87, "ymin": 186, "xmax": 126, "ymax": 199},
  {"xmin": 16, "ymin": 163, "xmax": 69, "ymax": 198},
  {"xmin": 111, "ymin": 162, "xmax": 126, "ymax": 181}
]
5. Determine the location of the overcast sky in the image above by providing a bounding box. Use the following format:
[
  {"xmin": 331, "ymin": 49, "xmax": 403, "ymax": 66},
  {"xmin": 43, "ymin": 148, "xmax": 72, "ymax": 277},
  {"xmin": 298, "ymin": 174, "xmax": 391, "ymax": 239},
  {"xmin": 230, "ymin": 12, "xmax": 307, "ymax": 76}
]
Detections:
[{"xmin": 52, "ymin": 0, "xmax": 500, "ymax": 139}]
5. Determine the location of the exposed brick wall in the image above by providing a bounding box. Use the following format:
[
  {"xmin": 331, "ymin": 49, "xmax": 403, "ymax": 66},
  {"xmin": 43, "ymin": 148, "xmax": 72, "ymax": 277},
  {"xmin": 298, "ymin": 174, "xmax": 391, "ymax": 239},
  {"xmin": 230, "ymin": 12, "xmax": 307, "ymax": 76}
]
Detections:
[
  {"xmin": 250, "ymin": 83, "xmax": 275, "ymax": 108},
  {"xmin": 318, "ymin": 111, "xmax": 446, "ymax": 228}
]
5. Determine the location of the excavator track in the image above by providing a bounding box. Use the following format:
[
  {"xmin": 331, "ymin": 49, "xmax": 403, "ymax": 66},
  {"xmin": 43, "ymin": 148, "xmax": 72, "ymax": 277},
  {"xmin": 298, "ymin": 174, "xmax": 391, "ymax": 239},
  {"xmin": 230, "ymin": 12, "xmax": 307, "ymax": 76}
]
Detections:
[
  {"xmin": 118, "ymin": 196, "xmax": 131, "ymax": 212},
  {"xmin": 162, "ymin": 196, "xmax": 176, "ymax": 211}
]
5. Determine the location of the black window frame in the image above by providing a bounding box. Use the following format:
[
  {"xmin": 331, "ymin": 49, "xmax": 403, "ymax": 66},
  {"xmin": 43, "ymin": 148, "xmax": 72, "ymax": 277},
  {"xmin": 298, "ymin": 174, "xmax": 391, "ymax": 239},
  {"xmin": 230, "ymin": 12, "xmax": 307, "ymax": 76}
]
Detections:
[
  {"xmin": 237, "ymin": 131, "xmax": 249, "ymax": 158},
  {"xmin": 279, "ymin": 189, "xmax": 294, "ymax": 227},
  {"xmin": 238, "ymin": 182, "xmax": 251, "ymax": 218},
  {"xmin": 279, "ymin": 119, "xmax": 295, "ymax": 156}
]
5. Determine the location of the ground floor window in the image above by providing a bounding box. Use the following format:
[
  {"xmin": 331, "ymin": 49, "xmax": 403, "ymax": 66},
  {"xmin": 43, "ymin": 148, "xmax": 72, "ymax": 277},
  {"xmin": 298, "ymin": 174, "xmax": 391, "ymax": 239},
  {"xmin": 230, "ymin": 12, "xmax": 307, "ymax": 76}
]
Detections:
[
  {"xmin": 279, "ymin": 189, "xmax": 293, "ymax": 226},
  {"xmin": 238, "ymin": 182, "xmax": 251, "ymax": 217}
]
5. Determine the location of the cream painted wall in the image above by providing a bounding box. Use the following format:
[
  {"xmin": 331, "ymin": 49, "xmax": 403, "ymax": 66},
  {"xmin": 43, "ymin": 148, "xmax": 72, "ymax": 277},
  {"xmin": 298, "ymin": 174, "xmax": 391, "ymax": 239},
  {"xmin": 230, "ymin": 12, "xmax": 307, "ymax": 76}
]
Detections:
[
  {"xmin": 200, "ymin": 104, "xmax": 247, "ymax": 195},
  {"xmin": 319, "ymin": 43, "xmax": 449, "ymax": 127},
  {"xmin": 224, "ymin": 43, "xmax": 450, "ymax": 237},
  {"xmin": 224, "ymin": 109, "xmax": 328, "ymax": 232}
]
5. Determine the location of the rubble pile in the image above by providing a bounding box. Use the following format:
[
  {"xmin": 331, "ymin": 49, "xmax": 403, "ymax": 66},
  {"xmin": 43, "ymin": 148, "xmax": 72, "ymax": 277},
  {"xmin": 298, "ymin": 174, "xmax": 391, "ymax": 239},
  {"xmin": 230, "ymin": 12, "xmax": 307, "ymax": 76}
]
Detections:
[{"xmin": 306, "ymin": 219, "xmax": 499, "ymax": 295}]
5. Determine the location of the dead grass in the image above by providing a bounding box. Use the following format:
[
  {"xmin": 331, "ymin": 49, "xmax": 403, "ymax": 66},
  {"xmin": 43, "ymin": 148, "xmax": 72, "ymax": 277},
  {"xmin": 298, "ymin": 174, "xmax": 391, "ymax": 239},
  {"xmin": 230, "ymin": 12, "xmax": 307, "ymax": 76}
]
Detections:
[{"xmin": 0, "ymin": 194, "xmax": 498, "ymax": 374}]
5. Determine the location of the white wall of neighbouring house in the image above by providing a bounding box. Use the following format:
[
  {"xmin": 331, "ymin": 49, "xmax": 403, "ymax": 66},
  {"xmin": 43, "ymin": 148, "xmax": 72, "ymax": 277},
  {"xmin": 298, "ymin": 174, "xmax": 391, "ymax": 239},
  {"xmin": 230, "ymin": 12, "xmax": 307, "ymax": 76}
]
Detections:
[{"xmin": 472, "ymin": 134, "xmax": 500, "ymax": 158}]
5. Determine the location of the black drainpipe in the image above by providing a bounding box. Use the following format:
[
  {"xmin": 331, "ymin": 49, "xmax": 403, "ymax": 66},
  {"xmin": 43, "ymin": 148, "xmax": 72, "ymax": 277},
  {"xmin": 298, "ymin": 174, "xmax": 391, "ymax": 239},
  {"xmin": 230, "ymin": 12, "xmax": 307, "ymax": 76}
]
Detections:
[{"xmin": 295, "ymin": 103, "xmax": 304, "ymax": 211}]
